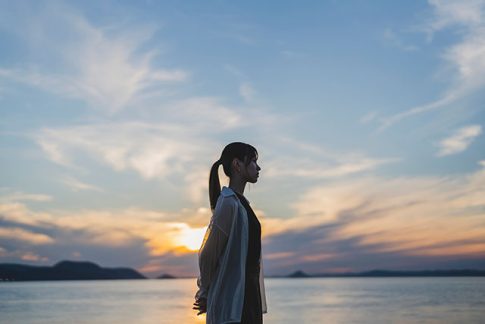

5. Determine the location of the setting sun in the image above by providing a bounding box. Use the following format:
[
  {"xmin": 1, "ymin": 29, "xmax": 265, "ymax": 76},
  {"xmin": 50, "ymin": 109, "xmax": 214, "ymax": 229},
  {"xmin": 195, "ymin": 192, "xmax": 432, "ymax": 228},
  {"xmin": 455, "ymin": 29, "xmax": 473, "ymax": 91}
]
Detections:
[{"xmin": 175, "ymin": 225, "xmax": 207, "ymax": 251}]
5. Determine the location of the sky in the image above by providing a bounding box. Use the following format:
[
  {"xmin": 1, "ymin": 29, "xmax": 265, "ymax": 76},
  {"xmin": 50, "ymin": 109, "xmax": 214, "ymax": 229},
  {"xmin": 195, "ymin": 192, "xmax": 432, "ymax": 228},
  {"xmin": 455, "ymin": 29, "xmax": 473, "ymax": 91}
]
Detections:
[{"xmin": 0, "ymin": 0, "xmax": 484, "ymax": 278}]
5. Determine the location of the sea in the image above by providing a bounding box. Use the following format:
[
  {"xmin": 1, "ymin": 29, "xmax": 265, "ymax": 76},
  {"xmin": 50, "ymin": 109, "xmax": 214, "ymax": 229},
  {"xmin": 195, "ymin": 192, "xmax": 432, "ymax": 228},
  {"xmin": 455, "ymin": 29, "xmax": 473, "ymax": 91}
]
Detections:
[{"xmin": 1, "ymin": 277, "xmax": 484, "ymax": 323}]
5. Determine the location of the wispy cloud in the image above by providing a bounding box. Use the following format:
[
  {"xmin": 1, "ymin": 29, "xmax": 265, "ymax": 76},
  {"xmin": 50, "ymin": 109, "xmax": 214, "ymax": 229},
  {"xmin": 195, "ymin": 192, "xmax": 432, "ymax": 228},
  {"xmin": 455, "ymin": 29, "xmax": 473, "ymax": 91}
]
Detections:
[
  {"xmin": 378, "ymin": 92, "xmax": 460, "ymax": 131},
  {"xmin": 34, "ymin": 114, "xmax": 225, "ymax": 204},
  {"xmin": 0, "ymin": 188, "xmax": 52, "ymax": 203},
  {"xmin": 2, "ymin": 163, "xmax": 485, "ymax": 276},
  {"xmin": 265, "ymin": 157, "xmax": 397, "ymax": 179},
  {"xmin": 223, "ymin": 64, "xmax": 246, "ymax": 78},
  {"xmin": 437, "ymin": 124, "xmax": 482, "ymax": 156},
  {"xmin": 61, "ymin": 176, "xmax": 104, "ymax": 192},
  {"xmin": 0, "ymin": 227, "xmax": 55, "ymax": 245},
  {"xmin": 239, "ymin": 82, "xmax": 255, "ymax": 102},
  {"xmin": 0, "ymin": 3, "xmax": 188, "ymax": 113},
  {"xmin": 264, "ymin": 138, "xmax": 399, "ymax": 179},
  {"xmin": 0, "ymin": 197, "xmax": 211, "ymax": 276},
  {"xmin": 378, "ymin": 0, "xmax": 485, "ymax": 130},
  {"xmin": 382, "ymin": 28, "xmax": 418, "ymax": 52},
  {"xmin": 359, "ymin": 111, "xmax": 378, "ymax": 124},
  {"xmin": 36, "ymin": 122, "xmax": 212, "ymax": 178},
  {"xmin": 33, "ymin": 93, "xmax": 286, "ymax": 203},
  {"xmin": 0, "ymin": 249, "xmax": 49, "ymax": 262},
  {"xmin": 427, "ymin": 0, "xmax": 485, "ymax": 31},
  {"xmin": 261, "ymin": 163, "xmax": 485, "ymax": 273}
]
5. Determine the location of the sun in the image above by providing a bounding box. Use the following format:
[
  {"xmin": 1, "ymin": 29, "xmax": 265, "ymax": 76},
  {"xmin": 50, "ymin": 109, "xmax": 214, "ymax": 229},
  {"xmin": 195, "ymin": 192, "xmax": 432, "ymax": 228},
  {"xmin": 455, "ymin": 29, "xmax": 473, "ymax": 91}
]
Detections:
[{"xmin": 176, "ymin": 225, "xmax": 207, "ymax": 251}]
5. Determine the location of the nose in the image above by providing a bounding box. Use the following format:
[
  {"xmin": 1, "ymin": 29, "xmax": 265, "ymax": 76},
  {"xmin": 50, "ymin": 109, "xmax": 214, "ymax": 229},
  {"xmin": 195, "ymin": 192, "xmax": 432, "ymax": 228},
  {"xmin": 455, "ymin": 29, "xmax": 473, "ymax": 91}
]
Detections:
[{"xmin": 257, "ymin": 164, "xmax": 261, "ymax": 171}]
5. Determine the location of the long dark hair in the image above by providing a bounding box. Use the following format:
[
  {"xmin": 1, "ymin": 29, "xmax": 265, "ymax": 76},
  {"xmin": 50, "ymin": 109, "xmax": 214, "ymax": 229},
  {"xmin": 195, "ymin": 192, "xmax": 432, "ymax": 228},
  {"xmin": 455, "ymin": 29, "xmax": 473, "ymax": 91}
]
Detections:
[{"xmin": 209, "ymin": 142, "xmax": 258, "ymax": 210}]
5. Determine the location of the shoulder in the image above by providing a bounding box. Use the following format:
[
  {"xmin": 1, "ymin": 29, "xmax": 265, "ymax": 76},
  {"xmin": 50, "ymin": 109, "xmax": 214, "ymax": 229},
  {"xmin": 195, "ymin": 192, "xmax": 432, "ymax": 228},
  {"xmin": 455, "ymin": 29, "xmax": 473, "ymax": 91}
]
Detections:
[
  {"xmin": 214, "ymin": 187, "xmax": 240, "ymax": 214},
  {"xmin": 217, "ymin": 194, "xmax": 238, "ymax": 211},
  {"xmin": 220, "ymin": 186, "xmax": 237, "ymax": 198}
]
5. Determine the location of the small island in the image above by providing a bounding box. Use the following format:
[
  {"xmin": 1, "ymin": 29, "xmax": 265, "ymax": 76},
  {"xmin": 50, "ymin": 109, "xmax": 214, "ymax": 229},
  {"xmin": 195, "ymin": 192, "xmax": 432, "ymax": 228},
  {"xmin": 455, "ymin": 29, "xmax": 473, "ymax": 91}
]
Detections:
[
  {"xmin": 285, "ymin": 269, "xmax": 485, "ymax": 278},
  {"xmin": 288, "ymin": 270, "xmax": 311, "ymax": 278},
  {"xmin": 0, "ymin": 260, "xmax": 146, "ymax": 281}
]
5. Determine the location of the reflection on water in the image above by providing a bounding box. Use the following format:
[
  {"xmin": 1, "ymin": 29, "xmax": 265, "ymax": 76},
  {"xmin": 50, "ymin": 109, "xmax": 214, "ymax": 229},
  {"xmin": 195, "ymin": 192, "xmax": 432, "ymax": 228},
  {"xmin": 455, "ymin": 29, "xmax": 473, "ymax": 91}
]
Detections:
[{"xmin": 1, "ymin": 277, "xmax": 484, "ymax": 323}]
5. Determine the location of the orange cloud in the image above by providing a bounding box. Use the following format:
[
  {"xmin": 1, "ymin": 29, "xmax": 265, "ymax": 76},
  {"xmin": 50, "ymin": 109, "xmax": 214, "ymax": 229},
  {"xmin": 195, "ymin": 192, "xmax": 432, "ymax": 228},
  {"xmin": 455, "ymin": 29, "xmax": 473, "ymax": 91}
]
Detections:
[
  {"xmin": 0, "ymin": 201, "xmax": 209, "ymax": 258},
  {"xmin": 0, "ymin": 227, "xmax": 55, "ymax": 245},
  {"xmin": 261, "ymin": 164, "xmax": 485, "ymax": 262}
]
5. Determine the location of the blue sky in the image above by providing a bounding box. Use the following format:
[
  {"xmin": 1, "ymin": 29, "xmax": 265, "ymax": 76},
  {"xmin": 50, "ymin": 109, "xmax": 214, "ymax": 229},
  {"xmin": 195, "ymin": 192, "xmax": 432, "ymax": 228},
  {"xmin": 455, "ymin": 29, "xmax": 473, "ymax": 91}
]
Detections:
[{"xmin": 0, "ymin": 0, "xmax": 484, "ymax": 277}]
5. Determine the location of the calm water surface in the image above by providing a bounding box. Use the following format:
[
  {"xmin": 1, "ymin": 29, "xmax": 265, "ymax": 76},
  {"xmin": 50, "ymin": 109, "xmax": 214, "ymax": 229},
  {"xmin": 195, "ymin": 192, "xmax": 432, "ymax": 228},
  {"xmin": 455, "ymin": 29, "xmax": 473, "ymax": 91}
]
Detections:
[{"xmin": 1, "ymin": 277, "xmax": 484, "ymax": 323}]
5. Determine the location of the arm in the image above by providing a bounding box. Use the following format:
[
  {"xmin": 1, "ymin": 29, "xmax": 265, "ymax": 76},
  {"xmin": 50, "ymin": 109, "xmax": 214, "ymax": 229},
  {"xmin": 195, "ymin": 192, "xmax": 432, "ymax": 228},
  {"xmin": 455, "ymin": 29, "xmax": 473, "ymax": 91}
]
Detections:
[{"xmin": 194, "ymin": 197, "xmax": 236, "ymax": 309}]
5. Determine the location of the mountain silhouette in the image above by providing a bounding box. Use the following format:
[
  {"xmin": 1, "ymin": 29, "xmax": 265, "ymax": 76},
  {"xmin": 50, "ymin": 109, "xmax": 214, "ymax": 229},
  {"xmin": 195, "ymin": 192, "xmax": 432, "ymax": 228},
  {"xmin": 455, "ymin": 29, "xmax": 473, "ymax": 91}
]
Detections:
[
  {"xmin": 288, "ymin": 270, "xmax": 311, "ymax": 278},
  {"xmin": 0, "ymin": 260, "xmax": 146, "ymax": 281},
  {"xmin": 285, "ymin": 269, "xmax": 485, "ymax": 278}
]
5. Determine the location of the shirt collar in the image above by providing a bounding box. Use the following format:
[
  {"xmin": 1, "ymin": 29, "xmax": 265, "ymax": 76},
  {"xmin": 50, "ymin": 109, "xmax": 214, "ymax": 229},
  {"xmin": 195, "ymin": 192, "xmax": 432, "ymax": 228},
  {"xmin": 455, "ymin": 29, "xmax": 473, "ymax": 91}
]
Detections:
[{"xmin": 221, "ymin": 186, "xmax": 236, "ymax": 198}]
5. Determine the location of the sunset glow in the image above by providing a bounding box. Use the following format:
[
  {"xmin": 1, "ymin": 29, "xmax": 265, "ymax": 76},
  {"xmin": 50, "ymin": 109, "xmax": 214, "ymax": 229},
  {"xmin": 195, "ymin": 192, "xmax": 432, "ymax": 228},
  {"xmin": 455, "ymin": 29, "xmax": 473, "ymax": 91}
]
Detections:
[
  {"xmin": 0, "ymin": 1, "xmax": 484, "ymax": 277},
  {"xmin": 175, "ymin": 226, "xmax": 207, "ymax": 252}
]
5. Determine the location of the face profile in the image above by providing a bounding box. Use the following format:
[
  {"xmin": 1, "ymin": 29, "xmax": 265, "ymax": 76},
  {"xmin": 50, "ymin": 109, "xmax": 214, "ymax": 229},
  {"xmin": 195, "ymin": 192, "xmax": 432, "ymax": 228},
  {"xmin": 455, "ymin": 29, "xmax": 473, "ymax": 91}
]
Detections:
[{"xmin": 242, "ymin": 157, "xmax": 261, "ymax": 184}]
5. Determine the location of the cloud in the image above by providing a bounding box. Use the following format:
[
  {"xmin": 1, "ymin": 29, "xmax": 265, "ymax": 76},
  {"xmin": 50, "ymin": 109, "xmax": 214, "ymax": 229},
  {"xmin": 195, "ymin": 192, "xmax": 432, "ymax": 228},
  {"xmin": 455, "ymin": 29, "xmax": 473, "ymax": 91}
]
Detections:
[
  {"xmin": 261, "ymin": 164, "xmax": 485, "ymax": 274},
  {"xmin": 36, "ymin": 121, "xmax": 211, "ymax": 175},
  {"xmin": 223, "ymin": 64, "xmax": 247, "ymax": 78},
  {"xmin": 239, "ymin": 82, "xmax": 255, "ymax": 102},
  {"xmin": 427, "ymin": 0, "xmax": 485, "ymax": 30},
  {"xmin": 0, "ymin": 249, "xmax": 49, "ymax": 262},
  {"xmin": 437, "ymin": 124, "xmax": 482, "ymax": 156},
  {"xmin": 378, "ymin": 0, "xmax": 485, "ymax": 130},
  {"xmin": 0, "ymin": 188, "xmax": 53, "ymax": 203},
  {"xmin": 35, "ymin": 119, "xmax": 221, "ymax": 204},
  {"xmin": 377, "ymin": 92, "xmax": 460, "ymax": 131},
  {"xmin": 2, "ymin": 163, "xmax": 485, "ymax": 276},
  {"xmin": 265, "ymin": 157, "xmax": 397, "ymax": 179},
  {"xmin": 264, "ymin": 138, "xmax": 399, "ymax": 179},
  {"xmin": 33, "ymin": 94, "xmax": 287, "ymax": 203},
  {"xmin": 382, "ymin": 28, "xmax": 419, "ymax": 52},
  {"xmin": 0, "ymin": 197, "xmax": 213, "ymax": 275},
  {"xmin": 0, "ymin": 3, "xmax": 188, "ymax": 113},
  {"xmin": 0, "ymin": 227, "xmax": 55, "ymax": 245},
  {"xmin": 359, "ymin": 111, "xmax": 378, "ymax": 124},
  {"xmin": 61, "ymin": 176, "xmax": 104, "ymax": 192}
]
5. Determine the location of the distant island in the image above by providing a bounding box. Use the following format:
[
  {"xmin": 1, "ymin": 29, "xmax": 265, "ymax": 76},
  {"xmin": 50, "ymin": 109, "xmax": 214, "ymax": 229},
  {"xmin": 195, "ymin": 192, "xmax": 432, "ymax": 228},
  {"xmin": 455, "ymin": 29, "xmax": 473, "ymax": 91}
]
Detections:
[
  {"xmin": 288, "ymin": 270, "xmax": 312, "ymax": 278},
  {"xmin": 284, "ymin": 269, "xmax": 485, "ymax": 278},
  {"xmin": 0, "ymin": 260, "xmax": 146, "ymax": 281},
  {"xmin": 3, "ymin": 261, "xmax": 484, "ymax": 282}
]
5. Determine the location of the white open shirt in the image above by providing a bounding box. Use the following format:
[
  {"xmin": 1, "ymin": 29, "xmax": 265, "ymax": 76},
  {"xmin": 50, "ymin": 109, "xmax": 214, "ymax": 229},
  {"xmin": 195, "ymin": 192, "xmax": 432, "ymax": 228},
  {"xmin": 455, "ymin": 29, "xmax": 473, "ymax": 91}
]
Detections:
[{"xmin": 195, "ymin": 186, "xmax": 267, "ymax": 323}]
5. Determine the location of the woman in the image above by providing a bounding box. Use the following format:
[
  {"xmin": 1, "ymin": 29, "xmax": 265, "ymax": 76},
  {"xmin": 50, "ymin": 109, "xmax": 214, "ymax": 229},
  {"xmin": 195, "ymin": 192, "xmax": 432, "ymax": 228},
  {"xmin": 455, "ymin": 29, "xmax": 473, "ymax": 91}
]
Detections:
[{"xmin": 193, "ymin": 142, "xmax": 267, "ymax": 324}]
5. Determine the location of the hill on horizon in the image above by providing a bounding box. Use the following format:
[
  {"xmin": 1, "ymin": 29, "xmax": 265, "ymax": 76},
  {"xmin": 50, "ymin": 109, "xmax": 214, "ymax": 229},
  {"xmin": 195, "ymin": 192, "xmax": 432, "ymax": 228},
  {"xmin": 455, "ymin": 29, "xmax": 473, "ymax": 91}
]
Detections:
[
  {"xmin": 284, "ymin": 269, "xmax": 485, "ymax": 278},
  {"xmin": 0, "ymin": 260, "xmax": 146, "ymax": 281}
]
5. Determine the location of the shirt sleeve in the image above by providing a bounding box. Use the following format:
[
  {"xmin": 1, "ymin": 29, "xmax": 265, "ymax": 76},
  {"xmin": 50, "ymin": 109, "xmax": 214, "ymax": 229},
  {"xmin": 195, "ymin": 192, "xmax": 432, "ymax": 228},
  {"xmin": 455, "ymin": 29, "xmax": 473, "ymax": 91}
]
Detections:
[{"xmin": 195, "ymin": 197, "xmax": 237, "ymax": 301}]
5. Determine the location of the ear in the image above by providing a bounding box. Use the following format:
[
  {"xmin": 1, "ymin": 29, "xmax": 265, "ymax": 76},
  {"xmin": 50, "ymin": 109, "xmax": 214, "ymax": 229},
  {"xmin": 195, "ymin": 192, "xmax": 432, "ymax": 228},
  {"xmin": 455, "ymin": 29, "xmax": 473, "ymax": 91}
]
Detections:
[{"xmin": 232, "ymin": 158, "xmax": 241, "ymax": 172}]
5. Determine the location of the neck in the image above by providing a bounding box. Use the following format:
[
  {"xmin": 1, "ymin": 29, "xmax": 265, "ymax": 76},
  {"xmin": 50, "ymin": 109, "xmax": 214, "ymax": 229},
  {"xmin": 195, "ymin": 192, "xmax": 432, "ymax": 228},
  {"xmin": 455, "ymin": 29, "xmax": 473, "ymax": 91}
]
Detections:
[{"xmin": 229, "ymin": 177, "xmax": 246, "ymax": 196}]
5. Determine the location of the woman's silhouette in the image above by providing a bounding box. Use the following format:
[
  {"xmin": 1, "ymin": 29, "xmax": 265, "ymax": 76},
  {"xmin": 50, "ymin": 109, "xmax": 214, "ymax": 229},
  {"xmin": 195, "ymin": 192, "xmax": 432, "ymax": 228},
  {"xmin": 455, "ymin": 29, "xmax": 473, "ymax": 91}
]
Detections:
[{"xmin": 193, "ymin": 142, "xmax": 267, "ymax": 323}]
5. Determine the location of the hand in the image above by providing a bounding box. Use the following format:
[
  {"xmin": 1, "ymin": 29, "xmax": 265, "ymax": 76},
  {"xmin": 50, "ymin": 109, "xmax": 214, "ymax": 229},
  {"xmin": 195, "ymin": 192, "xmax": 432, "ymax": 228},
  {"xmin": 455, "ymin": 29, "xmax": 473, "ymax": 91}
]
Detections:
[{"xmin": 193, "ymin": 297, "xmax": 207, "ymax": 315}]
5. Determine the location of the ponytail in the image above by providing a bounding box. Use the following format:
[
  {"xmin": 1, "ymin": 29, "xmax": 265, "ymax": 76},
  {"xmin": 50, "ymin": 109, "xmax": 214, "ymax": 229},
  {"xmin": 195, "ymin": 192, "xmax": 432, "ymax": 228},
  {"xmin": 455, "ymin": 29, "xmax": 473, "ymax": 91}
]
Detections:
[
  {"xmin": 209, "ymin": 159, "xmax": 222, "ymax": 210},
  {"xmin": 209, "ymin": 142, "xmax": 258, "ymax": 211}
]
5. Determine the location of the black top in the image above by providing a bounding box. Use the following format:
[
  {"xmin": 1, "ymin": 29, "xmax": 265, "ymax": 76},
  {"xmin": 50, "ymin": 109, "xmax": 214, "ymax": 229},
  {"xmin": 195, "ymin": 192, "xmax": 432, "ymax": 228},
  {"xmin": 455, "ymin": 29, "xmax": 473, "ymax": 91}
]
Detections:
[{"xmin": 236, "ymin": 193, "xmax": 261, "ymax": 273}]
